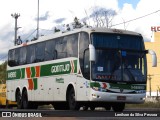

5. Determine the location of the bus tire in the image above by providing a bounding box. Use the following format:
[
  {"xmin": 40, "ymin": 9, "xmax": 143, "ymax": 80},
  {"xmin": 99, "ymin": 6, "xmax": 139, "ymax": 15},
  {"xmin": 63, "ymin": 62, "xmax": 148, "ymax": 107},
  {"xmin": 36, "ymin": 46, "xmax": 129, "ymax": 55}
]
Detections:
[
  {"xmin": 22, "ymin": 90, "xmax": 29, "ymax": 109},
  {"xmin": 104, "ymin": 105, "xmax": 111, "ymax": 111},
  {"xmin": 16, "ymin": 90, "xmax": 23, "ymax": 109},
  {"xmin": 82, "ymin": 106, "xmax": 89, "ymax": 111},
  {"xmin": 112, "ymin": 102, "xmax": 125, "ymax": 112},
  {"xmin": 68, "ymin": 88, "xmax": 80, "ymax": 110},
  {"xmin": 90, "ymin": 106, "xmax": 95, "ymax": 111}
]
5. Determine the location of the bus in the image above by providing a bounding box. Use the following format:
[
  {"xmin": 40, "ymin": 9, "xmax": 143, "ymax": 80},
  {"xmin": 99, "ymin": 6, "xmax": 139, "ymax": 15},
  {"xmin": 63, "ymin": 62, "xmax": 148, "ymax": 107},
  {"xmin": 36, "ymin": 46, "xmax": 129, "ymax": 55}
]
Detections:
[
  {"xmin": 6, "ymin": 28, "xmax": 157, "ymax": 112},
  {"xmin": 0, "ymin": 83, "xmax": 17, "ymax": 108}
]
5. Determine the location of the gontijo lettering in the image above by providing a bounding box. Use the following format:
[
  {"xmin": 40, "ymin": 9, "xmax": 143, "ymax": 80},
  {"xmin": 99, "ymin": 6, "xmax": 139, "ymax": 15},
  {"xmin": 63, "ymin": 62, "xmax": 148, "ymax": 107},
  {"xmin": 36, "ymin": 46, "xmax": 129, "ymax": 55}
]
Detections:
[{"xmin": 51, "ymin": 64, "xmax": 70, "ymax": 73}]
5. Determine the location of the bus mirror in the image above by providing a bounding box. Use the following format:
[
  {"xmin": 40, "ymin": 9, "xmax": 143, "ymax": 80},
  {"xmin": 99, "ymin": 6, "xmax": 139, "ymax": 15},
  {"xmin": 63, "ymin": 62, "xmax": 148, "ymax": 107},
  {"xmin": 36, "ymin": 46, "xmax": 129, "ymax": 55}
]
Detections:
[
  {"xmin": 89, "ymin": 44, "xmax": 96, "ymax": 61},
  {"xmin": 148, "ymin": 49, "xmax": 157, "ymax": 67}
]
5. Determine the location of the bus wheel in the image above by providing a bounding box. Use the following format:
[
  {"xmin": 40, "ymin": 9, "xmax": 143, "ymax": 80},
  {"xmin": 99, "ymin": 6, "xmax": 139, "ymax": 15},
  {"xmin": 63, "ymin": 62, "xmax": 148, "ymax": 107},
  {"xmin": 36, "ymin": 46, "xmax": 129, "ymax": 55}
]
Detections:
[
  {"xmin": 104, "ymin": 105, "xmax": 111, "ymax": 111},
  {"xmin": 82, "ymin": 106, "xmax": 88, "ymax": 111},
  {"xmin": 112, "ymin": 103, "xmax": 125, "ymax": 112},
  {"xmin": 68, "ymin": 88, "xmax": 80, "ymax": 110},
  {"xmin": 16, "ymin": 91, "xmax": 23, "ymax": 109},
  {"xmin": 90, "ymin": 106, "xmax": 95, "ymax": 111},
  {"xmin": 22, "ymin": 90, "xmax": 29, "ymax": 109}
]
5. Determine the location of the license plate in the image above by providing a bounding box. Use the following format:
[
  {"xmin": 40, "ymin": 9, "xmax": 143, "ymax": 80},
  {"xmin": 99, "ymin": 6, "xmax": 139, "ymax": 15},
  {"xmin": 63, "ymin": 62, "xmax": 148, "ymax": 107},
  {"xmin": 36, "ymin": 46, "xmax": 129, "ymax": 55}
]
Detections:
[{"xmin": 117, "ymin": 96, "xmax": 126, "ymax": 100}]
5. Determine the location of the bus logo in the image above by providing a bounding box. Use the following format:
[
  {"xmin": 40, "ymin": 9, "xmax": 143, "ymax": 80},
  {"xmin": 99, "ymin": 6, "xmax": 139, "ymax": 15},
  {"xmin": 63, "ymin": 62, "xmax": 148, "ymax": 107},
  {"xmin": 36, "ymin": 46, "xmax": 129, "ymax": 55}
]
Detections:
[{"xmin": 120, "ymin": 89, "xmax": 123, "ymax": 93}]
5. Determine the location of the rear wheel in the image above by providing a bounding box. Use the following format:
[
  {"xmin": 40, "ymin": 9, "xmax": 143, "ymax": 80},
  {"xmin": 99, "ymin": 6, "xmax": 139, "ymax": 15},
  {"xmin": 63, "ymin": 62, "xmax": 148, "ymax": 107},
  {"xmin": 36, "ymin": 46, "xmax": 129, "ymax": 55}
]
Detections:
[
  {"xmin": 68, "ymin": 88, "xmax": 80, "ymax": 110},
  {"xmin": 16, "ymin": 91, "xmax": 23, "ymax": 109},
  {"xmin": 22, "ymin": 90, "xmax": 29, "ymax": 109},
  {"xmin": 22, "ymin": 90, "xmax": 38, "ymax": 109}
]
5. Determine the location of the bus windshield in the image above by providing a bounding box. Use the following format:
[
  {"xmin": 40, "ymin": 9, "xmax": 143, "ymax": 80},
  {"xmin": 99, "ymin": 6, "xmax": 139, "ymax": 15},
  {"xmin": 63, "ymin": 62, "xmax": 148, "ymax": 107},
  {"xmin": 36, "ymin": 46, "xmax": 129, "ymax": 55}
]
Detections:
[{"xmin": 91, "ymin": 33, "xmax": 147, "ymax": 83}]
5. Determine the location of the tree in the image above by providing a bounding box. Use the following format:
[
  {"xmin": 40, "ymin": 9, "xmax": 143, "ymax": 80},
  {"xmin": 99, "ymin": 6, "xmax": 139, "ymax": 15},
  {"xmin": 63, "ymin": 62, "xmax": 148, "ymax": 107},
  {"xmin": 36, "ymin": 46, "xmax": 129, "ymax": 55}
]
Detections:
[
  {"xmin": 0, "ymin": 61, "xmax": 7, "ymax": 84},
  {"xmin": 90, "ymin": 7, "xmax": 117, "ymax": 28},
  {"xmin": 72, "ymin": 17, "xmax": 83, "ymax": 29}
]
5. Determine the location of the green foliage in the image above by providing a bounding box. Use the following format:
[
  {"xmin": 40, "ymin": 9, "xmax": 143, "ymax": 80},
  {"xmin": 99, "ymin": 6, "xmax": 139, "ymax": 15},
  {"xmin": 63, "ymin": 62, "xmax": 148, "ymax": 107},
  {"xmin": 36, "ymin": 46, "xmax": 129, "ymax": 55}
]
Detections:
[{"xmin": 0, "ymin": 61, "xmax": 7, "ymax": 84}]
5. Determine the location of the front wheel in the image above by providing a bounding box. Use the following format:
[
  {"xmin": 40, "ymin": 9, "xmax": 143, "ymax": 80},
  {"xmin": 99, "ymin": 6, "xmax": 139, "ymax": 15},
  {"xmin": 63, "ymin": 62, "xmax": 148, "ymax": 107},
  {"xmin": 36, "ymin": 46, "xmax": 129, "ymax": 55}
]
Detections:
[
  {"xmin": 112, "ymin": 103, "xmax": 125, "ymax": 112},
  {"xmin": 90, "ymin": 106, "xmax": 95, "ymax": 111},
  {"xmin": 104, "ymin": 105, "xmax": 111, "ymax": 111},
  {"xmin": 82, "ymin": 106, "xmax": 89, "ymax": 111},
  {"xmin": 68, "ymin": 88, "xmax": 80, "ymax": 110}
]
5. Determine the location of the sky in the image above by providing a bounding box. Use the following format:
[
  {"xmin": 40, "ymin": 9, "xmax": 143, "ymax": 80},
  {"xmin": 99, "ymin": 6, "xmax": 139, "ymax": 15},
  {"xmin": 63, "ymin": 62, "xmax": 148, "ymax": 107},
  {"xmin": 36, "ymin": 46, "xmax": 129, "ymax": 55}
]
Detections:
[{"xmin": 0, "ymin": 0, "xmax": 160, "ymax": 63}]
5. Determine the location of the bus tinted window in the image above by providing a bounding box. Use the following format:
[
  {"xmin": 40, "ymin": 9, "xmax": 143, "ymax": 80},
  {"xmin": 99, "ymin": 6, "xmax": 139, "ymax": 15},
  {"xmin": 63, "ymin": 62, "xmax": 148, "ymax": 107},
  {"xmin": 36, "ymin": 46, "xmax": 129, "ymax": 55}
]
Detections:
[
  {"xmin": 26, "ymin": 45, "xmax": 36, "ymax": 64},
  {"xmin": 79, "ymin": 32, "xmax": 89, "ymax": 79},
  {"xmin": 8, "ymin": 49, "xmax": 16, "ymax": 67},
  {"xmin": 35, "ymin": 42, "xmax": 45, "ymax": 62},
  {"xmin": 66, "ymin": 34, "xmax": 78, "ymax": 57},
  {"xmin": 8, "ymin": 33, "xmax": 79, "ymax": 66},
  {"xmin": 19, "ymin": 47, "xmax": 27, "ymax": 65},
  {"xmin": 15, "ymin": 48, "xmax": 20, "ymax": 66},
  {"xmin": 55, "ymin": 37, "xmax": 67, "ymax": 59},
  {"xmin": 55, "ymin": 34, "xmax": 78, "ymax": 59},
  {"xmin": 45, "ymin": 40, "xmax": 56, "ymax": 61},
  {"xmin": 91, "ymin": 33, "xmax": 143, "ymax": 50}
]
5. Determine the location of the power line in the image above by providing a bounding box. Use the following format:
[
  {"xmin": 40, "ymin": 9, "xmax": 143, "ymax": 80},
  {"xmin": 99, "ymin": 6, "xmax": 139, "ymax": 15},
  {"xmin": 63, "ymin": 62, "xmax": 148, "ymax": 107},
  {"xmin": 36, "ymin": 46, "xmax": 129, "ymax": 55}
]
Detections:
[
  {"xmin": 112, "ymin": 10, "xmax": 160, "ymax": 27},
  {"xmin": 23, "ymin": 29, "xmax": 37, "ymax": 41}
]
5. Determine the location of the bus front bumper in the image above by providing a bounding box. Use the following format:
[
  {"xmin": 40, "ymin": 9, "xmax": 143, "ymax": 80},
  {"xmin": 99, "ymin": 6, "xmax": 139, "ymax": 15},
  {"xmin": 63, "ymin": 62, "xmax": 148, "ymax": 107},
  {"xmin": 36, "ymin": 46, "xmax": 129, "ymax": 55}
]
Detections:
[{"xmin": 90, "ymin": 90, "xmax": 146, "ymax": 103}]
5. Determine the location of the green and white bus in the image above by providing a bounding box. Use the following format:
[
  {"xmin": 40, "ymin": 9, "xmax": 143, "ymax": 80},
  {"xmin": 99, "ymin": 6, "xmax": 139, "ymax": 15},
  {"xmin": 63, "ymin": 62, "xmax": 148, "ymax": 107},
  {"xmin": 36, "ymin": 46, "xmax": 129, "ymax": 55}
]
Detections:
[{"xmin": 6, "ymin": 28, "xmax": 157, "ymax": 112}]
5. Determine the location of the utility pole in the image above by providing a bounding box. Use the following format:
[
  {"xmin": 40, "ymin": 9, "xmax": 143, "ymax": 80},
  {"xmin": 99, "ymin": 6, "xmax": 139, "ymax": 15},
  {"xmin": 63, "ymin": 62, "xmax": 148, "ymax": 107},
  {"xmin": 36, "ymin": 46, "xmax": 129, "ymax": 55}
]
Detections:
[
  {"xmin": 36, "ymin": 0, "xmax": 39, "ymax": 39},
  {"xmin": 11, "ymin": 13, "xmax": 20, "ymax": 46}
]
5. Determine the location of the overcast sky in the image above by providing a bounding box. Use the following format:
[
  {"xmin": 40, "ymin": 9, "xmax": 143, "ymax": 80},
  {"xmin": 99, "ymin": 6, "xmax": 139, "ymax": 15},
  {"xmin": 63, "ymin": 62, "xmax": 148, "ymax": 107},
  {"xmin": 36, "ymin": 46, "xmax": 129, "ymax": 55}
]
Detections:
[{"xmin": 0, "ymin": 0, "xmax": 160, "ymax": 63}]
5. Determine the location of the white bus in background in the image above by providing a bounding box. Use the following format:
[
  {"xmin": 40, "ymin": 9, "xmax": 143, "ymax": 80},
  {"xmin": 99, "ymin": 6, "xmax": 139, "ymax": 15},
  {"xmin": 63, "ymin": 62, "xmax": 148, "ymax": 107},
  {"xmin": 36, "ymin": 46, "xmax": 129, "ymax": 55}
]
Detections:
[{"xmin": 6, "ymin": 27, "xmax": 157, "ymax": 112}]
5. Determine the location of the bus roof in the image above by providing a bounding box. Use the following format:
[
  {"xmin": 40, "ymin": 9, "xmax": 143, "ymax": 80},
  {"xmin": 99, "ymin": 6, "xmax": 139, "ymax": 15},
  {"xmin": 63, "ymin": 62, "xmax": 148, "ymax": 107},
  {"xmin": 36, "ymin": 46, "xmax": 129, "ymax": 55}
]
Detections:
[{"xmin": 10, "ymin": 27, "xmax": 142, "ymax": 50}]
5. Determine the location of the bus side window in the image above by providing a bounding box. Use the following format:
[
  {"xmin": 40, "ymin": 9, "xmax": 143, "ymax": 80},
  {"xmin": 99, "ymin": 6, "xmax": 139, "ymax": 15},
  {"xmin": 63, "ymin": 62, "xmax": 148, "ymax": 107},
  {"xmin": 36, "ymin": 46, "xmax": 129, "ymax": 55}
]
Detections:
[
  {"xmin": 19, "ymin": 47, "xmax": 27, "ymax": 65},
  {"xmin": 35, "ymin": 42, "xmax": 45, "ymax": 62},
  {"xmin": 15, "ymin": 48, "xmax": 20, "ymax": 66},
  {"xmin": 55, "ymin": 37, "xmax": 67, "ymax": 59},
  {"xmin": 45, "ymin": 40, "xmax": 56, "ymax": 61},
  {"xmin": 66, "ymin": 34, "xmax": 78, "ymax": 57},
  {"xmin": 79, "ymin": 32, "xmax": 89, "ymax": 78},
  {"xmin": 26, "ymin": 45, "xmax": 36, "ymax": 64},
  {"xmin": 84, "ymin": 49, "xmax": 90, "ymax": 79},
  {"xmin": 8, "ymin": 49, "xmax": 16, "ymax": 67}
]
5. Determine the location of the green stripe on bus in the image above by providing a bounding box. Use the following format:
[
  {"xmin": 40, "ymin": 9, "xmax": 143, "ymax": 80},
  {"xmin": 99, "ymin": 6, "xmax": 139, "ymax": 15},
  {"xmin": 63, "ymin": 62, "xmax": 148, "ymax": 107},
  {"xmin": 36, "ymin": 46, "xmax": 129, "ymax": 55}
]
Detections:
[
  {"xmin": 21, "ymin": 68, "xmax": 25, "ymax": 79},
  {"xmin": 90, "ymin": 82, "xmax": 146, "ymax": 90},
  {"xmin": 31, "ymin": 67, "xmax": 36, "ymax": 78},
  {"xmin": 7, "ymin": 60, "xmax": 77, "ymax": 80},
  {"xmin": 74, "ymin": 60, "xmax": 77, "ymax": 73},
  {"xmin": 40, "ymin": 61, "xmax": 77, "ymax": 77},
  {"xmin": 33, "ymin": 78, "xmax": 38, "ymax": 90},
  {"xmin": 110, "ymin": 83, "xmax": 146, "ymax": 90}
]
